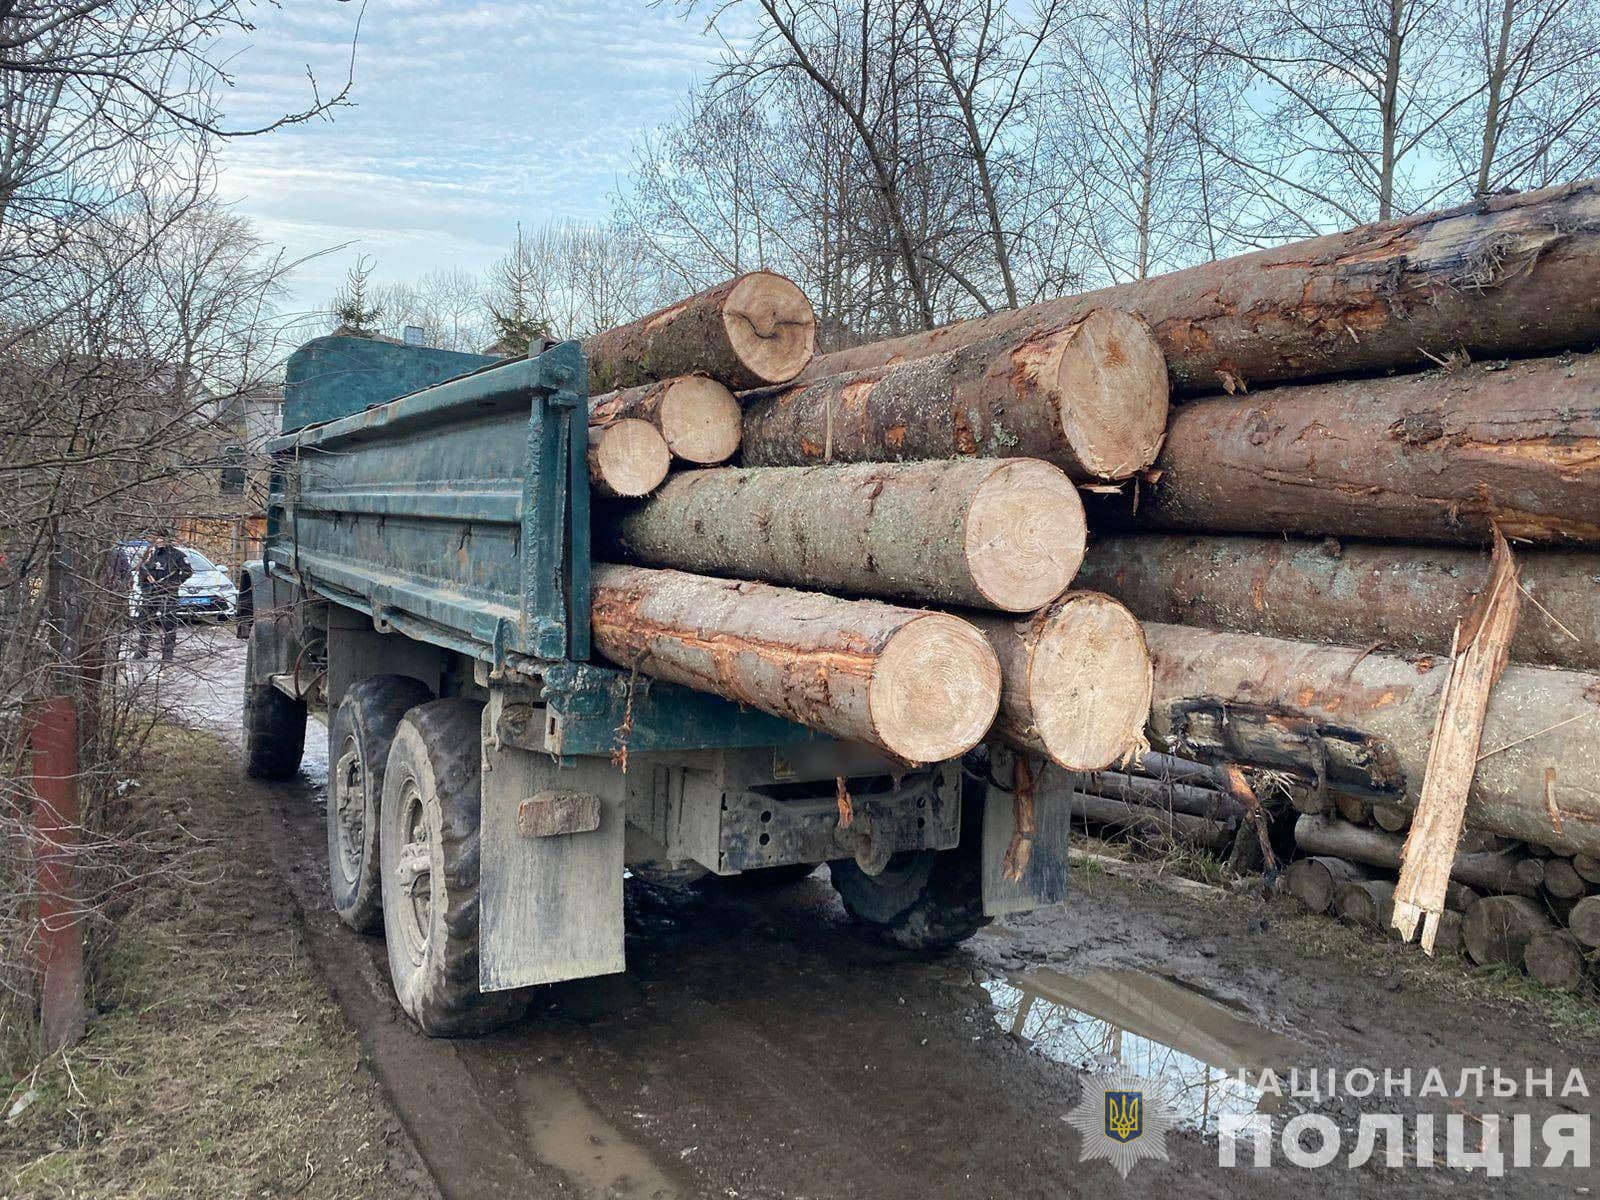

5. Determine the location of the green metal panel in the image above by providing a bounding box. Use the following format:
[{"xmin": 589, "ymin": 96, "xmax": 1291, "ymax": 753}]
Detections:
[
  {"xmin": 282, "ymin": 335, "xmax": 499, "ymax": 432},
  {"xmin": 268, "ymin": 339, "xmax": 822, "ymax": 756}
]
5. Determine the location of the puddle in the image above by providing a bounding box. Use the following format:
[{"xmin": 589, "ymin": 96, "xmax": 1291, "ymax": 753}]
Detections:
[
  {"xmin": 984, "ymin": 968, "xmax": 1301, "ymax": 1135},
  {"xmin": 513, "ymin": 1070, "xmax": 682, "ymax": 1199}
]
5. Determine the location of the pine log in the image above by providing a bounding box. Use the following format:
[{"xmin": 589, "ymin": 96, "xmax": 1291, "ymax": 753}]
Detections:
[
  {"xmin": 588, "ymin": 419, "xmax": 670, "ymax": 498},
  {"xmin": 971, "ymin": 593, "xmax": 1151, "ymax": 769},
  {"xmin": 1542, "ymin": 858, "xmax": 1592, "ymax": 900},
  {"xmin": 1064, "ymin": 790, "xmax": 1232, "ymax": 850},
  {"xmin": 1433, "ymin": 909, "xmax": 1465, "ymax": 956},
  {"xmin": 1372, "ymin": 803, "xmax": 1411, "ymax": 833},
  {"xmin": 801, "ymin": 179, "xmax": 1600, "ymax": 397},
  {"xmin": 1284, "ymin": 856, "xmax": 1374, "ymax": 913},
  {"xmin": 1513, "ymin": 857, "xmax": 1550, "ymax": 893},
  {"xmin": 1459, "ymin": 830, "xmax": 1515, "ymax": 854},
  {"xmin": 1524, "ymin": 931, "xmax": 1589, "ymax": 991},
  {"xmin": 1146, "ymin": 625, "xmax": 1600, "ymax": 855},
  {"xmin": 1088, "ymin": 355, "xmax": 1600, "ymax": 544},
  {"xmin": 741, "ymin": 309, "xmax": 1168, "ymax": 481},
  {"xmin": 1575, "ymin": 854, "xmax": 1600, "ymax": 884},
  {"xmin": 590, "ymin": 375, "xmax": 741, "ymax": 465},
  {"xmin": 610, "ymin": 459, "xmax": 1085, "ymax": 613},
  {"xmin": 1076, "ymin": 770, "xmax": 1241, "ymax": 820},
  {"xmin": 1287, "ymin": 786, "xmax": 1329, "ymax": 816},
  {"xmin": 1293, "ymin": 815, "xmax": 1539, "ymax": 896},
  {"xmin": 1333, "ymin": 793, "xmax": 1372, "ymax": 825},
  {"xmin": 1570, "ymin": 896, "xmax": 1600, "ymax": 948},
  {"xmin": 1076, "ymin": 535, "xmax": 1600, "ymax": 672},
  {"xmin": 1463, "ymin": 895, "xmax": 1557, "ymax": 968},
  {"xmin": 588, "ymin": 564, "xmax": 1000, "ymax": 764},
  {"xmin": 1334, "ymin": 879, "xmax": 1395, "ymax": 930},
  {"xmin": 585, "ymin": 271, "xmax": 816, "ymax": 393}
]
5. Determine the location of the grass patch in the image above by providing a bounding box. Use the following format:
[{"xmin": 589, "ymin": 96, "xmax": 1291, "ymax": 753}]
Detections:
[{"xmin": 1, "ymin": 727, "xmax": 428, "ymax": 1199}]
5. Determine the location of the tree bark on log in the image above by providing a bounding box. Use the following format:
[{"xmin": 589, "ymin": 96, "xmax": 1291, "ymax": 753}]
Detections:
[
  {"xmin": 1147, "ymin": 625, "xmax": 1600, "ymax": 855},
  {"xmin": 1284, "ymin": 856, "xmax": 1374, "ymax": 913},
  {"xmin": 1075, "ymin": 770, "xmax": 1240, "ymax": 820},
  {"xmin": 1524, "ymin": 931, "xmax": 1589, "ymax": 991},
  {"xmin": 1569, "ymin": 896, "xmax": 1600, "ymax": 948},
  {"xmin": 610, "ymin": 459, "xmax": 1085, "ymax": 613},
  {"xmin": 1293, "ymin": 815, "xmax": 1539, "ymax": 896},
  {"xmin": 972, "ymin": 593, "xmax": 1152, "ymax": 770},
  {"xmin": 800, "ymin": 178, "xmax": 1600, "ymax": 398},
  {"xmin": 585, "ymin": 271, "xmax": 816, "ymax": 393},
  {"xmin": 741, "ymin": 310, "xmax": 1168, "ymax": 482},
  {"xmin": 1463, "ymin": 895, "xmax": 1556, "ymax": 967},
  {"xmin": 587, "ymin": 419, "xmax": 670, "ymax": 498},
  {"xmin": 1076, "ymin": 535, "xmax": 1600, "ymax": 672},
  {"xmin": 1063, "ymin": 789, "xmax": 1232, "ymax": 850},
  {"xmin": 1088, "ymin": 355, "xmax": 1600, "ymax": 545},
  {"xmin": 590, "ymin": 375, "xmax": 741, "ymax": 465},
  {"xmin": 588, "ymin": 564, "xmax": 1000, "ymax": 764}
]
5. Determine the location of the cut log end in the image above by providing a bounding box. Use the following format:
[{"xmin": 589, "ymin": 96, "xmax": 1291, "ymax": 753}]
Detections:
[
  {"xmin": 658, "ymin": 375, "xmax": 741, "ymax": 464},
  {"xmin": 1463, "ymin": 895, "xmax": 1555, "ymax": 967},
  {"xmin": 589, "ymin": 419, "xmax": 671, "ymax": 498},
  {"xmin": 723, "ymin": 271, "xmax": 817, "ymax": 386},
  {"xmin": 1021, "ymin": 593, "xmax": 1152, "ymax": 770},
  {"xmin": 1051, "ymin": 309, "xmax": 1170, "ymax": 479},
  {"xmin": 869, "ymin": 614, "xmax": 1001, "ymax": 764},
  {"xmin": 1524, "ymin": 931, "xmax": 1589, "ymax": 991},
  {"xmin": 965, "ymin": 459, "xmax": 1086, "ymax": 612}
]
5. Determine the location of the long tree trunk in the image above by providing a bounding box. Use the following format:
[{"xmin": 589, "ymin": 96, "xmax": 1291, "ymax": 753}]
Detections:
[
  {"xmin": 584, "ymin": 271, "xmax": 816, "ymax": 393},
  {"xmin": 1293, "ymin": 815, "xmax": 1539, "ymax": 896},
  {"xmin": 799, "ymin": 178, "xmax": 1600, "ymax": 397},
  {"xmin": 588, "ymin": 564, "xmax": 1000, "ymax": 764},
  {"xmin": 972, "ymin": 593, "xmax": 1152, "ymax": 770},
  {"xmin": 741, "ymin": 309, "xmax": 1168, "ymax": 481},
  {"xmin": 609, "ymin": 459, "xmax": 1085, "ymax": 613},
  {"xmin": 590, "ymin": 375, "xmax": 741, "ymax": 465},
  {"xmin": 1088, "ymin": 354, "xmax": 1600, "ymax": 544},
  {"xmin": 1077, "ymin": 535, "xmax": 1600, "ymax": 672},
  {"xmin": 1145, "ymin": 624, "xmax": 1600, "ymax": 854}
]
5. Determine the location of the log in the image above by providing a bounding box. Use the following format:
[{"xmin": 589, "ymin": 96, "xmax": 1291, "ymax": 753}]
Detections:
[
  {"xmin": 1333, "ymin": 793, "xmax": 1371, "ymax": 825},
  {"xmin": 1293, "ymin": 815, "xmax": 1539, "ymax": 897},
  {"xmin": 1462, "ymin": 895, "xmax": 1556, "ymax": 967},
  {"xmin": 1088, "ymin": 354, "xmax": 1600, "ymax": 545},
  {"xmin": 1542, "ymin": 858, "xmax": 1592, "ymax": 900},
  {"xmin": 1524, "ymin": 931, "xmax": 1589, "ymax": 991},
  {"xmin": 611, "ymin": 459, "xmax": 1085, "ymax": 613},
  {"xmin": 1146, "ymin": 625, "xmax": 1600, "ymax": 856},
  {"xmin": 1372, "ymin": 803, "xmax": 1411, "ymax": 833},
  {"xmin": 1459, "ymin": 830, "xmax": 1515, "ymax": 854},
  {"xmin": 741, "ymin": 309, "xmax": 1168, "ymax": 482},
  {"xmin": 588, "ymin": 419, "xmax": 670, "ymax": 498},
  {"xmin": 1076, "ymin": 770, "xmax": 1240, "ymax": 820},
  {"xmin": 1433, "ymin": 909, "xmax": 1465, "ymax": 956},
  {"xmin": 801, "ymin": 178, "xmax": 1600, "ymax": 397},
  {"xmin": 1287, "ymin": 786, "xmax": 1329, "ymax": 816},
  {"xmin": 1075, "ymin": 535, "xmax": 1600, "ymax": 672},
  {"xmin": 1064, "ymin": 790, "xmax": 1232, "ymax": 851},
  {"xmin": 588, "ymin": 564, "xmax": 1000, "ymax": 764},
  {"xmin": 1283, "ymin": 856, "xmax": 1373, "ymax": 913},
  {"xmin": 1513, "ymin": 857, "xmax": 1549, "ymax": 893},
  {"xmin": 971, "ymin": 593, "xmax": 1151, "ymax": 770},
  {"xmin": 1570, "ymin": 896, "xmax": 1600, "ymax": 948},
  {"xmin": 590, "ymin": 375, "xmax": 741, "ymax": 465},
  {"xmin": 1334, "ymin": 879, "xmax": 1395, "ymax": 930},
  {"xmin": 1575, "ymin": 854, "xmax": 1600, "ymax": 884},
  {"xmin": 585, "ymin": 272, "xmax": 815, "ymax": 393}
]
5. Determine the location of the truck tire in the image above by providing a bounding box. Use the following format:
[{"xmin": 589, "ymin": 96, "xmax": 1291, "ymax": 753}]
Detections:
[
  {"xmin": 327, "ymin": 675, "xmax": 434, "ymax": 932},
  {"xmin": 380, "ymin": 698, "xmax": 527, "ymax": 1036},
  {"xmin": 827, "ymin": 786, "xmax": 989, "ymax": 950},
  {"xmin": 243, "ymin": 621, "xmax": 306, "ymax": 781}
]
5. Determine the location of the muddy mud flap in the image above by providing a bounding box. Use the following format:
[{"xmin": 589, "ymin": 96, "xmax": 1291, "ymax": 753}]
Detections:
[
  {"xmin": 478, "ymin": 700, "xmax": 625, "ymax": 991},
  {"xmin": 979, "ymin": 747, "xmax": 1072, "ymax": 918}
]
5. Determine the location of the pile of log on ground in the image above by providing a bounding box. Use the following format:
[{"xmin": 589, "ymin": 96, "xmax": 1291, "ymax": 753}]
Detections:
[
  {"xmin": 576, "ymin": 178, "xmax": 1600, "ymax": 994},
  {"xmin": 576, "ymin": 270, "xmax": 1159, "ymax": 770}
]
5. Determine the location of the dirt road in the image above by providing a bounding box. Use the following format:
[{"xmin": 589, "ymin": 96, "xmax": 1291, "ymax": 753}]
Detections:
[{"xmin": 182, "ymin": 630, "xmax": 1599, "ymax": 1199}]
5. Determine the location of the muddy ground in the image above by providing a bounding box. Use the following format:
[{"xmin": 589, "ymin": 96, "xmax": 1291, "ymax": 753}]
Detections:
[{"xmin": 64, "ymin": 629, "xmax": 1600, "ymax": 1197}]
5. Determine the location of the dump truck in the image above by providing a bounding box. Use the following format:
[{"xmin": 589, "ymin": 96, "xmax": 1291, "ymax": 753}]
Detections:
[{"xmin": 240, "ymin": 334, "xmax": 1073, "ymax": 1036}]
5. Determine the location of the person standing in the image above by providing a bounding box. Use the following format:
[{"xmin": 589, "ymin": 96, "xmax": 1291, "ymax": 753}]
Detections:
[{"xmin": 135, "ymin": 535, "xmax": 192, "ymax": 662}]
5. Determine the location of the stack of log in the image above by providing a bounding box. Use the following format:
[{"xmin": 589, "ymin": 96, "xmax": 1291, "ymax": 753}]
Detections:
[
  {"xmin": 574, "ymin": 270, "xmax": 1165, "ymax": 771},
  {"xmin": 788, "ymin": 178, "xmax": 1600, "ymax": 988}
]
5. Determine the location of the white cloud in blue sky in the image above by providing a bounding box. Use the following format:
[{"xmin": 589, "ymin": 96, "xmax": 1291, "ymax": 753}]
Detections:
[{"xmin": 214, "ymin": 0, "xmax": 731, "ymax": 319}]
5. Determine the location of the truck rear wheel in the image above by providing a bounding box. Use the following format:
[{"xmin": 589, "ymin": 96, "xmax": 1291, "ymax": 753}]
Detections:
[
  {"xmin": 243, "ymin": 621, "xmax": 306, "ymax": 781},
  {"xmin": 380, "ymin": 698, "xmax": 526, "ymax": 1036},
  {"xmin": 328, "ymin": 675, "xmax": 434, "ymax": 932}
]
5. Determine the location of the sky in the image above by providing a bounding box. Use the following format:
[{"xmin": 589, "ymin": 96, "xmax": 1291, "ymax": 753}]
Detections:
[{"xmin": 213, "ymin": 0, "xmax": 735, "ymax": 326}]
